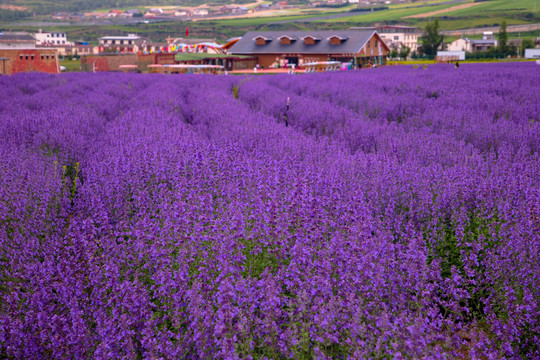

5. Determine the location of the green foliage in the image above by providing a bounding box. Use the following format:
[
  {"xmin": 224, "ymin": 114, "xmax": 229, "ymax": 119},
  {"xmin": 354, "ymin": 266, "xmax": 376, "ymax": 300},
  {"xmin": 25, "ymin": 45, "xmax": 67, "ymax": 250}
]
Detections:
[
  {"xmin": 497, "ymin": 20, "xmax": 509, "ymax": 55},
  {"xmin": 241, "ymin": 239, "xmax": 285, "ymax": 279},
  {"xmin": 399, "ymin": 45, "xmax": 411, "ymax": 59},
  {"xmin": 421, "ymin": 17, "xmax": 444, "ymax": 56},
  {"xmin": 425, "ymin": 210, "xmax": 502, "ymax": 321},
  {"xmin": 520, "ymin": 38, "xmax": 535, "ymax": 56},
  {"xmin": 62, "ymin": 162, "xmax": 81, "ymax": 205},
  {"xmin": 0, "ymin": 9, "xmax": 31, "ymax": 21}
]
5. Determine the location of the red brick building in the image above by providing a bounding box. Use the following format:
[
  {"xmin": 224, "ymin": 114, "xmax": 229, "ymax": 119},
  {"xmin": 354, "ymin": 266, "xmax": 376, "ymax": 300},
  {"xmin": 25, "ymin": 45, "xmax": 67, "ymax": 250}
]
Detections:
[
  {"xmin": 0, "ymin": 49, "xmax": 59, "ymax": 75},
  {"xmin": 80, "ymin": 54, "xmax": 138, "ymax": 72},
  {"xmin": 0, "ymin": 32, "xmax": 60, "ymax": 75}
]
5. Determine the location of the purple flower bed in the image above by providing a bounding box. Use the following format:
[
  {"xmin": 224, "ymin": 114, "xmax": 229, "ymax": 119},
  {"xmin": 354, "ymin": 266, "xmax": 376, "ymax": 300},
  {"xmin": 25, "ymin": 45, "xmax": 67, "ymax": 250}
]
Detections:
[{"xmin": 0, "ymin": 63, "xmax": 539, "ymax": 359}]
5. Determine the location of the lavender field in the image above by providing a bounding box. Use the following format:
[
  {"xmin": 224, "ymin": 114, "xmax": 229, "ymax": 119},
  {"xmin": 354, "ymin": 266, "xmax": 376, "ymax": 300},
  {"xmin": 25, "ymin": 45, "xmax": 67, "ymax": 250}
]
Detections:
[{"xmin": 0, "ymin": 63, "xmax": 539, "ymax": 359}]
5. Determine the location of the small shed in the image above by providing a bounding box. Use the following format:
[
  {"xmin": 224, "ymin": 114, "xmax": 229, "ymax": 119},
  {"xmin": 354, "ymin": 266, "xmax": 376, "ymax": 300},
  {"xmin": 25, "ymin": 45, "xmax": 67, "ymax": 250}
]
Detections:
[
  {"xmin": 524, "ymin": 49, "xmax": 540, "ymax": 59},
  {"xmin": 436, "ymin": 50, "xmax": 465, "ymax": 62}
]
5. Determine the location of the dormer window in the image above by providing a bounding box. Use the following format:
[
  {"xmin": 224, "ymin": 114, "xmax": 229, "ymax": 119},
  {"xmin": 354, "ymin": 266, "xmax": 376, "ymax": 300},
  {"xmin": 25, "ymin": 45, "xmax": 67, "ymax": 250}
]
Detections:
[
  {"xmin": 254, "ymin": 36, "xmax": 271, "ymax": 45},
  {"xmin": 278, "ymin": 36, "xmax": 296, "ymax": 45},
  {"xmin": 328, "ymin": 35, "xmax": 348, "ymax": 45},
  {"xmin": 302, "ymin": 36, "xmax": 321, "ymax": 45}
]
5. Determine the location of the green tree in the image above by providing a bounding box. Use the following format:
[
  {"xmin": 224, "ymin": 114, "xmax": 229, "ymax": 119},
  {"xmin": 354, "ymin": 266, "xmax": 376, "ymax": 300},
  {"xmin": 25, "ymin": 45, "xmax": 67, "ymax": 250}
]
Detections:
[
  {"xmin": 497, "ymin": 20, "xmax": 509, "ymax": 55},
  {"xmin": 390, "ymin": 48, "xmax": 398, "ymax": 59},
  {"xmin": 422, "ymin": 18, "xmax": 444, "ymax": 56},
  {"xmin": 399, "ymin": 46, "xmax": 411, "ymax": 59},
  {"xmin": 521, "ymin": 38, "xmax": 535, "ymax": 56}
]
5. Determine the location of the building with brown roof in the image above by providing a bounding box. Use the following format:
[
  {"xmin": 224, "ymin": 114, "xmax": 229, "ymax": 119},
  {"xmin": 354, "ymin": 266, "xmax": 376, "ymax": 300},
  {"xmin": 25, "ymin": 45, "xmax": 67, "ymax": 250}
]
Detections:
[{"xmin": 228, "ymin": 30, "xmax": 389, "ymax": 68}]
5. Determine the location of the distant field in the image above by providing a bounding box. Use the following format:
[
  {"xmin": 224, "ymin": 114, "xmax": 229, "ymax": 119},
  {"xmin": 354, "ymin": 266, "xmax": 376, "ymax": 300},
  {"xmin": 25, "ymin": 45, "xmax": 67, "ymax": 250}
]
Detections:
[{"xmin": 1, "ymin": 0, "xmax": 538, "ymax": 42}]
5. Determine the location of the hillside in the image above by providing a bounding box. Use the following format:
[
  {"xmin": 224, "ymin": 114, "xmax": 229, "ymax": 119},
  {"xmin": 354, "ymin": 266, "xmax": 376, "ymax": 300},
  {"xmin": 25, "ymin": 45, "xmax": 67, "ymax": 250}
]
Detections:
[{"xmin": 0, "ymin": 0, "xmax": 272, "ymax": 15}]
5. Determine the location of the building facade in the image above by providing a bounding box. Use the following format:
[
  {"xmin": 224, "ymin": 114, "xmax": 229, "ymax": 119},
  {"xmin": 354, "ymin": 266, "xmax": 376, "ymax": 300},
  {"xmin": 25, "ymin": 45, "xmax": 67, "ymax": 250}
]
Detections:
[
  {"xmin": 228, "ymin": 30, "xmax": 389, "ymax": 68},
  {"xmin": 81, "ymin": 54, "xmax": 138, "ymax": 72},
  {"xmin": 447, "ymin": 38, "xmax": 472, "ymax": 52},
  {"xmin": 98, "ymin": 34, "xmax": 141, "ymax": 53},
  {"xmin": 471, "ymin": 32, "xmax": 497, "ymax": 52},
  {"xmin": 0, "ymin": 49, "xmax": 59, "ymax": 75},
  {"xmin": 35, "ymin": 30, "xmax": 71, "ymax": 46},
  {"xmin": 0, "ymin": 32, "xmax": 59, "ymax": 75},
  {"xmin": 352, "ymin": 26, "xmax": 420, "ymax": 52},
  {"xmin": 375, "ymin": 26, "xmax": 420, "ymax": 52}
]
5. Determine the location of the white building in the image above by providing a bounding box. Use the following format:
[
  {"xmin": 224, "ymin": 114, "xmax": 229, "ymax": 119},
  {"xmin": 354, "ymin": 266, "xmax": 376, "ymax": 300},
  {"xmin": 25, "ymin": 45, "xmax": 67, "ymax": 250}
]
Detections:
[
  {"xmin": 98, "ymin": 34, "xmax": 141, "ymax": 53},
  {"xmin": 352, "ymin": 25, "xmax": 420, "ymax": 52},
  {"xmin": 175, "ymin": 9, "xmax": 191, "ymax": 17},
  {"xmin": 99, "ymin": 34, "xmax": 141, "ymax": 46},
  {"xmin": 447, "ymin": 38, "xmax": 472, "ymax": 52},
  {"xmin": 35, "ymin": 30, "xmax": 71, "ymax": 46},
  {"xmin": 192, "ymin": 8, "xmax": 209, "ymax": 16}
]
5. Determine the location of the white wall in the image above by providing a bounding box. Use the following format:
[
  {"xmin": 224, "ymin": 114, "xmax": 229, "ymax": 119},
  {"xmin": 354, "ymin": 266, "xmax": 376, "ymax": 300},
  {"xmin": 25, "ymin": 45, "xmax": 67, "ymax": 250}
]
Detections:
[
  {"xmin": 0, "ymin": 42, "xmax": 36, "ymax": 50},
  {"xmin": 35, "ymin": 32, "xmax": 70, "ymax": 46},
  {"xmin": 437, "ymin": 51, "xmax": 465, "ymax": 60},
  {"xmin": 447, "ymin": 39, "xmax": 471, "ymax": 52}
]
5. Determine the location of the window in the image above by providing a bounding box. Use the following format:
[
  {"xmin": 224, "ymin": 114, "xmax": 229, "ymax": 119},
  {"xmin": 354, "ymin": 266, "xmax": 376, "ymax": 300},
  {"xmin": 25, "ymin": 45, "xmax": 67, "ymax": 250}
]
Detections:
[
  {"xmin": 394, "ymin": 36, "xmax": 399, "ymax": 40},
  {"xmin": 20, "ymin": 55, "xmax": 24, "ymax": 60},
  {"xmin": 304, "ymin": 37, "xmax": 315, "ymax": 45},
  {"xmin": 51, "ymin": 55, "xmax": 55, "ymax": 60},
  {"xmin": 31, "ymin": 55, "xmax": 34, "ymax": 60},
  {"xmin": 329, "ymin": 37, "xmax": 342, "ymax": 45},
  {"xmin": 41, "ymin": 55, "xmax": 44, "ymax": 60},
  {"xmin": 25, "ymin": 55, "xmax": 29, "ymax": 60},
  {"xmin": 46, "ymin": 55, "xmax": 49, "ymax": 60}
]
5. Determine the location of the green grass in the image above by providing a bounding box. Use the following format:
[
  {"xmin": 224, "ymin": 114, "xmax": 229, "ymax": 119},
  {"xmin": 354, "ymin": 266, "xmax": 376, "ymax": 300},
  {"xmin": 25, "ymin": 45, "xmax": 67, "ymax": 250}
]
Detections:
[
  {"xmin": 59, "ymin": 58, "xmax": 81, "ymax": 72},
  {"xmin": 318, "ymin": 2, "xmax": 473, "ymax": 22},
  {"xmin": 448, "ymin": 0, "xmax": 538, "ymax": 13},
  {"xmin": 416, "ymin": 17, "xmax": 532, "ymax": 31},
  {"xmin": 387, "ymin": 0, "xmax": 469, "ymax": 10}
]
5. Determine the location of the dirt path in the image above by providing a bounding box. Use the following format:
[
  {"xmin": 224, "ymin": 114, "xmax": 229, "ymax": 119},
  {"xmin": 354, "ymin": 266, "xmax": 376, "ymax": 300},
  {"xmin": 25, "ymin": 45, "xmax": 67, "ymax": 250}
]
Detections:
[
  {"xmin": 0, "ymin": 4, "xmax": 28, "ymax": 11},
  {"xmin": 405, "ymin": 2, "xmax": 480, "ymax": 19},
  {"xmin": 193, "ymin": 9, "xmax": 291, "ymax": 21}
]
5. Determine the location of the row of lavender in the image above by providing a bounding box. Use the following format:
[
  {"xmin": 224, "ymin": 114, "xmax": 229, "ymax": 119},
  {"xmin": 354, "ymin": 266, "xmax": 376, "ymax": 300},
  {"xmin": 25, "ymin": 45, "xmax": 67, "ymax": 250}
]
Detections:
[{"xmin": 0, "ymin": 63, "xmax": 538, "ymax": 359}]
